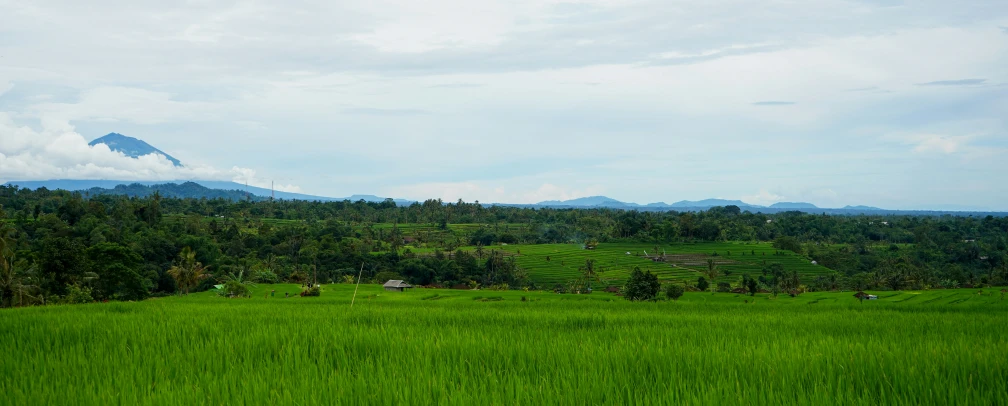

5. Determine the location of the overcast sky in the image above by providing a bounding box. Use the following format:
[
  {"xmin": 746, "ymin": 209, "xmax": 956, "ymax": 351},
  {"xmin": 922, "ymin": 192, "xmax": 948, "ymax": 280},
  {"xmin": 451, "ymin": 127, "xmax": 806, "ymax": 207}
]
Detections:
[{"xmin": 1, "ymin": 0, "xmax": 1007, "ymax": 210}]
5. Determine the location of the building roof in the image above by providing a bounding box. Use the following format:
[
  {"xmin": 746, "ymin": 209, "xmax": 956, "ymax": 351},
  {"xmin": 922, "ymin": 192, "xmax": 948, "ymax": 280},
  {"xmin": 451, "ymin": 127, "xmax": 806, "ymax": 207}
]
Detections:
[{"xmin": 383, "ymin": 280, "xmax": 413, "ymax": 288}]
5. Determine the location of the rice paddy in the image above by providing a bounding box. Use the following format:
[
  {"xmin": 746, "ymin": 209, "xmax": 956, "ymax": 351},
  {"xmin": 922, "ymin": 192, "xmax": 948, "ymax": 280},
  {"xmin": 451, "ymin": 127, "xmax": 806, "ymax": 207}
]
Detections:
[
  {"xmin": 460, "ymin": 242, "xmax": 826, "ymax": 286},
  {"xmin": 2, "ymin": 285, "xmax": 1005, "ymax": 405}
]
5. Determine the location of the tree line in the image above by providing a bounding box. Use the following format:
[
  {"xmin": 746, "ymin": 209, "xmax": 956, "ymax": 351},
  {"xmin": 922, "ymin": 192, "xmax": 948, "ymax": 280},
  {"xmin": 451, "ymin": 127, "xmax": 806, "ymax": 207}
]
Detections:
[{"xmin": 1, "ymin": 185, "xmax": 1005, "ymax": 306}]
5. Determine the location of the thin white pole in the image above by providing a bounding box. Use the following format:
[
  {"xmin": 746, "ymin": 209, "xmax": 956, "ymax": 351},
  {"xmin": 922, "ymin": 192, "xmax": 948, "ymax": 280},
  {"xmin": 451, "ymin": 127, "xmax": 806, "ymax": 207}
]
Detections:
[{"xmin": 351, "ymin": 262, "xmax": 364, "ymax": 307}]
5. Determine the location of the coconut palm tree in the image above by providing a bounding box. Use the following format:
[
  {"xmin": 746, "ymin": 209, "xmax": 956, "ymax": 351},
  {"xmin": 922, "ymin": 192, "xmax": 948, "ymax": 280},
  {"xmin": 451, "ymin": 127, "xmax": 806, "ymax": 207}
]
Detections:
[
  {"xmin": 578, "ymin": 259, "xmax": 600, "ymax": 293},
  {"xmin": 1, "ymin": 254, "xmax": 38, "ymax": 308},
  {"xmin": 167, "ymin": 247, "xmax": 208, "ymax": 295},
  {"xmin": 703, "ymin": 259, "xmax": 720, "ymax": 294},
  {"xmin": 0, "ymin": 219, "xmax": 15, "ymax": 258}
]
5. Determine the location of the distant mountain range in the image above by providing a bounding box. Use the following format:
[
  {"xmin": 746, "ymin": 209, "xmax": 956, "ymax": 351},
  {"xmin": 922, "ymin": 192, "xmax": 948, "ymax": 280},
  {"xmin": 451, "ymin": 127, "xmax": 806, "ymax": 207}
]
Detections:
[
  {"xmin": 3, "ymin": 180, "xmax": 417, "ymax": 206},
  {"xmin": 769, "ymin": 202, "xmax": 818, "ymax": 209},
  {"xmin": 4, "ymin": 132, "xmax": 996, "ymax": 214},
  {"xmin": 536, "ymin": 196, "xmax": 786, "ymax": 210},
  {"xmin": 8, "ymin": 180, "xmax": 1005, "ymax": 215},
  {"xmin": 89, "ymin": 133, "xmax": 182, "ymax": 166}
]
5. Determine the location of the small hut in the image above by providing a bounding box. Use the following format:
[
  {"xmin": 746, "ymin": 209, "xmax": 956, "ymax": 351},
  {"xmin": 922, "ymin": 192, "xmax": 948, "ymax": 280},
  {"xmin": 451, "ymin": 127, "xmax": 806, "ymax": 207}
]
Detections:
[{"xmin": 383, "ymin": 280, "xmax": 413, "ymax": 292}]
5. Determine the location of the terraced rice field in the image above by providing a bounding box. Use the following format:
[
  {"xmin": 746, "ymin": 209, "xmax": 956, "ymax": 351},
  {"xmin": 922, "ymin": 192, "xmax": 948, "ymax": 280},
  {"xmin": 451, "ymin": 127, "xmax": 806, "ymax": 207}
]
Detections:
[
  {"xmin": 473, "ymin": 242, "xmax": 828, "ymax": 287},
  {"xmin": 2, "ymin": 285, "xmax": 1005, "ymax": 405}
]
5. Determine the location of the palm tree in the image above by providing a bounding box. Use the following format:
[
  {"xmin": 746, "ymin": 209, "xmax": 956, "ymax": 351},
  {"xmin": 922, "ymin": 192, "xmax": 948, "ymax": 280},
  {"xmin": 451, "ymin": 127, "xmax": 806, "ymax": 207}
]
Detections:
[
  {"xmin": 167, "ymin": 247, "xmax": 208, "ymax": 295},
  {"xmin": 578, "ymin": 259, "xmax": 600, "ymax": 293},
  {"xmin": 0, "ymin": 219, "xmax": 16, "ymax": 258},
  {"xmin": 1, "ymin": 254, "xmax": 38, "ymax": 308},
  {"xmin": 703, "ymin": 259, "xmax": 720, "ymax": 294}
]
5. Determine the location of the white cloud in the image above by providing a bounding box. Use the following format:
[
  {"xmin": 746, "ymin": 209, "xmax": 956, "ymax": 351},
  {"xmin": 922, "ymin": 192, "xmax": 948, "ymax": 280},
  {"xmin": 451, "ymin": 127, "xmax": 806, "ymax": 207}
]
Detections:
[
  {"xmin": 901, "ymin": 134, "xmax": 974, "ymax": 154},
  {"xmin": 0, "ymin": 114, "xmax": 299, "ymax": 192},
  {"xmin": 0, "ymin": 1, "xmax": 1006, "ymax": 209},
  {"xmin": 741, "ymin": 189, "xmax": 786, "ymax": 206},
  {"xmin": 27, "ymin": 87, "xmax": 219, "ymax": 125},
  {"xmin": 229, "ymin": 167, "xmax": 301, "ymax": 193}
]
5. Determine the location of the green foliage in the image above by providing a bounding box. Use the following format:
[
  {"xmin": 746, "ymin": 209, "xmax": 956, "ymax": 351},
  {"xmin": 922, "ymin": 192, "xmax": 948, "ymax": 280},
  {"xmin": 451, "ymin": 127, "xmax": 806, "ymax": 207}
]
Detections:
[
  {"xmin": 696, "ymin": 277, "xmax": 709, "ymax": 292},
  {"xmin": 300, "ymin": 285, "xmax": 321, "ymax": 296},
  {"xmin": 39, "ymin": 236, "xmax": 85, "ymax": 296},
  {"xmin": 61, "ymin": 284, "xmax": 93, "ymax": 304},
  {"xmin": 1, "ymin": 253, "xmax": 39, "ymax": 308},
  {"xmin": 664, "ymin": 283, "xmax": 685, "ymax": 301},
  {"xmin": 1, "ymin": 185, "xmax": 1007, "ymax": 306},
  {"xmin": 373, "ymin": 271, "xmax": 403, "ymax": 284},
  {"xmin": 716, "ymin": 282, "xmax": 732, "ymax": 293},
  {"xmin": 87, "ymin": 243, "xmax": 149, "ymax": 300},
  {"xmin": 167, "ymin": 247, "xmax": 209, "ymax": 295},
  {"xmin": 773, "ymin": 236, "xmax": 804, "ymax": 254},
  {"xmin": 623, "ymin": 267, "xmax": 660, "ymax": 301},
  {"xmin": 252, "ymin": 269, "xmax": 279, "ymax": 284},
  {"xmin": 743, "ymin": 274, "xmax": 759, "ymax": 296}
]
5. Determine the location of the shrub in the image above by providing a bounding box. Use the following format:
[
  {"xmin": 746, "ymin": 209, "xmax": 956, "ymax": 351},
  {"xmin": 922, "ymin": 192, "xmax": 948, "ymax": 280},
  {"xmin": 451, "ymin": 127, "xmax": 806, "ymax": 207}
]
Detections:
[
  {"xmin": 62, "ymin": 284, "xmax": 93, "ymax": 304},
  {"xmin": 253, "ymin": 270, "xmax": 279, "ymax": 284},
  {"xmin": 773, "ymin": 236, "xmax": 803, "ymax": 254},
  {"xmin": 696, "ymin": 277, "xmax": 709, "ymax": 292},
  {"xmin": 664, "ymin": 284, "xmax": 685, "ymax": 301},
  {"xmin": 301, "ymin": 285, "xmax": 321, "ymax": 297},
  {"xmin": 716, "ymin": 282, "xmax": 732, "ymax": 293},
  {"xmin": 219, "ymin": 280, "xmax": 251, "ymax": 298},
  {"xmin": 623, "ymin": 267, "xmax": 660, "ymax": 301}
]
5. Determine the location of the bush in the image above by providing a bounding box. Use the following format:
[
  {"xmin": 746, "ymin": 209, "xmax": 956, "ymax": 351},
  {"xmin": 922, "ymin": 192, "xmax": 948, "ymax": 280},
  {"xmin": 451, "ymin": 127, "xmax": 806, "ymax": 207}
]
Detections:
[
  {"xmin": 696, "ymin": 277, "xmax": 709, "ymax": 292},
  {"xmin": 301, "ymin": 285, "xmax": 321, "ymax": 297},
  {"xmin": 773, "ymin": 236, "xmax": 803, "ymax": 254},
  {"xmin": 62, "ymin": 284, "xmax": 93, "ymax": 304},
  {"xmin": 664, "ymin": 284, "xmax": 685, "ymax": 301},
  {"xmin": 253, "ymin": 270, "xmax": 279, "ymax": 284},
  {"xmin": 219, "ymin": 280, "xmax": 251, "ymax": 298},
  {"xmin": 623, "ymin": 267, "xmax": 660, "ymax": 301},
  {"xmin": 716, "ymin": 282, "xmax": 732, "ymax": 293}
]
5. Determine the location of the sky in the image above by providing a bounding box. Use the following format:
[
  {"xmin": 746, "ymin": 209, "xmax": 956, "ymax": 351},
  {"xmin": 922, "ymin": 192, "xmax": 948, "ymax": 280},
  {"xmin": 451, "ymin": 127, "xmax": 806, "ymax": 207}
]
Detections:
[{"xmin": 1, "ymin": 0, "xmax": 1007, "ymax": 210}]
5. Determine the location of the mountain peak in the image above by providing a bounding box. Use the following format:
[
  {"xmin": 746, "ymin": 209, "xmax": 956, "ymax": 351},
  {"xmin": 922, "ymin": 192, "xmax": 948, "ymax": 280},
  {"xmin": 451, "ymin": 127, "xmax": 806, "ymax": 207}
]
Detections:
[{"xmin": 89, "ymin": 133, "xmax": 182, "ymax": 166}]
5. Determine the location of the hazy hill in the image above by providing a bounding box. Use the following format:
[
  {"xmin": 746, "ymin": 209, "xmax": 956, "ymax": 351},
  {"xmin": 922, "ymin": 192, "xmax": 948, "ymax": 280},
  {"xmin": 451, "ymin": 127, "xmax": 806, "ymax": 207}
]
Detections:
[
  {"xmin": 537, "ymin": 196, "xmax": 631, "ymax": 207},
  {"xmin": 669, "ymin": 199, "xmax": 758, "ymax": 208},
  {"xmin": 3, "ymin": 179, "xmax": 416, "ymax": 205},
  {"xmin": 770, "ymin": 202, "xmax": 819, "ymax": 209}
]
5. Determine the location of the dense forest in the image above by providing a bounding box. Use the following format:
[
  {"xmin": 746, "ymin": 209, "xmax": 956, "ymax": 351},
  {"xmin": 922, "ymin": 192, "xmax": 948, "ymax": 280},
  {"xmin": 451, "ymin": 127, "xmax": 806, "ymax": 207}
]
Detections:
[{"xmin": 1, "ymin": 184, "xmax": 1006, "ymax": 306}]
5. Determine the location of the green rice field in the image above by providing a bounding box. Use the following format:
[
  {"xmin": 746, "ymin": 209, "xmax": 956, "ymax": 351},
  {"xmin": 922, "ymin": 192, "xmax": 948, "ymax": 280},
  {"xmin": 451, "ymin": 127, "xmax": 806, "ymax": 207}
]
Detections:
[
  {"xmin": 461, "ymin": 242, "xmax": 826, "ymax": 286},
  {"xmin": 2, "ymin": 284, "xmax": 1005, "ymax": 405}
]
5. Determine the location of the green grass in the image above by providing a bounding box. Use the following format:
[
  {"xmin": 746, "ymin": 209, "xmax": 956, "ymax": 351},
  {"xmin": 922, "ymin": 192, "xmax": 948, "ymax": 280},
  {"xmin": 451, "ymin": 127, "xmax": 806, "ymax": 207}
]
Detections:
[{"xmin": 2, "ymin": 285, "xmax": 1005, "ymax": 405}]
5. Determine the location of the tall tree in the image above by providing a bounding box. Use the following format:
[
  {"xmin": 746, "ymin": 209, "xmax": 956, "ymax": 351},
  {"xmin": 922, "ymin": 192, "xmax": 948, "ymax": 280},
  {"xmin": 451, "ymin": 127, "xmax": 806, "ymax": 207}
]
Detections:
[
  {"xmin": 578, "ymin": 259, "xmax": 600, "ymax": 292},
  {"xmin": 703, "ymin": 259, "xmax": 721, "ymax": 294},
  {"xmin": 167, "ymin": 247, "xmax": 208, "ymax": 295},
  {"xmin": 0, "ymin": 253, "xmax": 38, "ymax": 307}
]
